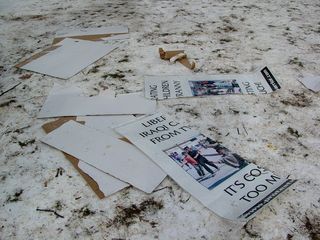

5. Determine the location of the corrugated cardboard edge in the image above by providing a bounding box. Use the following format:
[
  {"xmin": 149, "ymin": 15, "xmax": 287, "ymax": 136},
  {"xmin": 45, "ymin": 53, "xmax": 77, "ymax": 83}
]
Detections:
[
  {"xmin": 15, "ymin": 45, "xmax": 61, "ymax": 68},
  {"xmin": 52, "ymin": 33, "xmax": 127, "ymax": 44},
  {"xmin": 42, "ymin": 117, "xmax": 105, "ymax": 199}
]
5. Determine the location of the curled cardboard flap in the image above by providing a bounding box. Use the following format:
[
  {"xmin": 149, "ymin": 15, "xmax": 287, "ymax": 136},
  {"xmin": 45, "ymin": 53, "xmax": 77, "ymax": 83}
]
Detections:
[
  {"xmin": 159, "ymin": 48, "xmax": 195, "ymax": 70},
  {"xmin": 179, "ymin": 57, "xmax": 196, "ymax": 70},
  {"xmin": 159, "ymin": 48, "xmax": 184, "ymax": 60}
]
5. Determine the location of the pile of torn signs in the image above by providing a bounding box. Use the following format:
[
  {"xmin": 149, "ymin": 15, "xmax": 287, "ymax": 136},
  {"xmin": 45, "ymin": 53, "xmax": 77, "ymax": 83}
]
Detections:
[
  {"xmin": 40, "ymin": 84, "xmax": 160, "ymax": 195},
  {"xmin": 37, "ymin": 74, "xmax": 294, "ymax": 222},
  {"xmin": 15, "ymin": 25, "xmax": 296, "ymax": 222}
]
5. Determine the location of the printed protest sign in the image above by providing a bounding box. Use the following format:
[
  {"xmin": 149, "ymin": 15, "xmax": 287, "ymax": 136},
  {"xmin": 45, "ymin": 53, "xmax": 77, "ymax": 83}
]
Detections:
[
  {"xmin": 144, "ymin": 66, "xmax": 280, "ymax": 100},
  {"xmin": 116, "ymin": 113, "xmax": 295, "ymax": 221}
]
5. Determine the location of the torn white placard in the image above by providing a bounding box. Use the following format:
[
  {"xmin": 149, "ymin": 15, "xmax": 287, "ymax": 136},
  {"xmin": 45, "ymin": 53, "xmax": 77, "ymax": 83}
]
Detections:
[
  {"xmin": 102, "ymin": 33, "xmax": 130, "ymax": 41},
  {"xmin": 78, "ymin": 161, "xmax": 129, "ymax": 196},
  {"xmin": 77, "ymin": 115, "xmax": 136, "ymax": 138},
  {"xmin": 42, "ymin": 116, "xmax": 129, "ymax": 198},
  {"xmin": 55, "ymin": 26, "xmax": 128, "ymax": 39},
  {"xmin": 116, "ymin": 113, "xmax": 295, "ymax": 221},
  {"xmin": 17, "ymin": 38, "xmax": 117, "ymax": 79},
  {"xmin": 76, "ymin": 115, "xmax": 136, "ymax": 194},
  {"xmin": 299, "ymin": 76, "xmax": 320, "ymax": 92},
  {"xmin": 145, "ymin": 66, "xmax": 281, "ymax": 100},
  {"xmin": 38, "ymin": 86, "xmax": 156, "ymax": 118},
  {"xmin": 41, "ymin": 121, "xmax": 166, "ymax": 193}
]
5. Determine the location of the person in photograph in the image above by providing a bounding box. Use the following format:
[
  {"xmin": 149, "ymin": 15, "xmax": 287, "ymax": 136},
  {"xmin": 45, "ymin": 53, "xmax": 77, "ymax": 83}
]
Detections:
[
  {"xmin": 170, "ymin": 152, "xmax": 182, "ymax": 162},
  {"xmin": 200, "ymin": 137, "xmax": 247, "ymax": 169},
  {"xmin": 183, "ymin": 146, "xmax": 219, "ymax": 175},
  {"xmin": 181, "ymin": 151, "xmax": 205, "ymax": 177},
  {"xmin": 170, "ymin": 152, "xmax": 191, "ymax": 168},
  {"xmin": 207, "ymin": 88, "xmax": 226, "ymax": 95},
  {"xmin": 199, "ymin": 137, "xmax": 218, "ymax": 149},
  {"xmin": 215, "ymin": 147, "xmax": 246, "ymax": 168},
  {"xmin": 229, "ymin": 79, "xmax": 241, "ymax": 93}
]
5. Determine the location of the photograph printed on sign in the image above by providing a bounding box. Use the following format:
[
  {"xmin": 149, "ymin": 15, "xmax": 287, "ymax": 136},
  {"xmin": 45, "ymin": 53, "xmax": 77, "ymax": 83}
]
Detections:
[
  {"xmin": 164, "ymin": 134, "xmax": 248, "ymax": 190},
  {"xmin": 188, "ymin": 79, "xmax": 242, "ymax": 96}
]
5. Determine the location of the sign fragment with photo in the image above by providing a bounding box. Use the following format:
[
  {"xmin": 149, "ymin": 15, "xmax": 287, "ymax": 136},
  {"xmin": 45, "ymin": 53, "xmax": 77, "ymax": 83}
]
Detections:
[
  {"xmin": 144, "ymin": 66, "xmax": 281, "ymax": 100},
  {"xmin": 116, "ymin": 113, "xmax": 295, "ymax": 221}
]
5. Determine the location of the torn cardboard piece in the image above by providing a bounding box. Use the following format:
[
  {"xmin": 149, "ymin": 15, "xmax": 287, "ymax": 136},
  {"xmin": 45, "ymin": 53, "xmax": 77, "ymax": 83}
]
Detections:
[
  {"xmin": 38, "ymin": 85, "xmax": 156, "ymax": 118},
  {"xmin": 16, "ymin": 38, "xmax": 117, "ymax": 79},
  {"xmin": 116, "ymin": 113, "xmax": 296, "ymax": 222},
  {"xmin": 41, "ymin": 120, "xmax": 166, "ymax": 193},
  {"xmin": 299, "ymin": 76, "xmax": 320, "ymax": 92},
  {"xmin": 159, "ymin": 48, "xmax": 195, "ymax": 70},
  {"xmin": 52, "ymin": 25, "xmax": 129, "ymax": 44},
  {"xmin": 145, "ymin": 66, "xmax": 281, "ymax": 100},
  {"xmin": 42, "ymin": 117, "xmax": 129, "ymax": 198}
]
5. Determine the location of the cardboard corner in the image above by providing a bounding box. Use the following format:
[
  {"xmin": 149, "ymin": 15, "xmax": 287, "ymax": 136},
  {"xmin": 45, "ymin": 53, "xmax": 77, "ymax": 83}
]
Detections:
[
  {"xmin": 15, "ymin": 45, "xmax": 61, "ymax": 68},
  {"xmin": 42, "ymin": 117, "xmax": 105, "ymax": 199}
]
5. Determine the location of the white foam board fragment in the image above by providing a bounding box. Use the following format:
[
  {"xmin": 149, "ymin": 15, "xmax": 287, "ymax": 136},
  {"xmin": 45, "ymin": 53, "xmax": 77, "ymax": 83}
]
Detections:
[
  {"xmin": 19, "ymin": 38, "xmax": 117, "ymax": 79},
  {"xmin": 78, "ymin": 161, "xmax": 129, "ymax": 196},
  {"xmin": 38, "ymin": 86, "xmax": 157, "ymax": 118},
  {"xmin": 41, "ymin": 121, "xmax": 166, "ymax": 193},
  {"xmin": 77, "ymin": 115, "xmax": 136, "ymax": 138},
  {"xmin": 299, "ymin": 76, "xmax": 320, "ymax": 92}
]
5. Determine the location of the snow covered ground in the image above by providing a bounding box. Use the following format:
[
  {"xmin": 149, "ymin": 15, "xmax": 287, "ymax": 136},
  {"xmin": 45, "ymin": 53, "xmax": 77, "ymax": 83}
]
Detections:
[{"xmin": 0, "ymin": 0, "xmax": 320, "ymax": 239}]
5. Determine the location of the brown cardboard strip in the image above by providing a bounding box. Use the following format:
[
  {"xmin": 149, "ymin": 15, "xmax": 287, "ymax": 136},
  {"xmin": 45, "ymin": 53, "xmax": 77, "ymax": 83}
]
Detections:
[
  {"xmin": 52, "ymin": 33, "xmax": 126, "ymax": 44},
  {"xmin": 42, "ymin": 117, "xmax": 105, "ymax": 199},
  {"xmin": 15, "ymin": 45, "xmax": 61, "ymax": 68}
]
